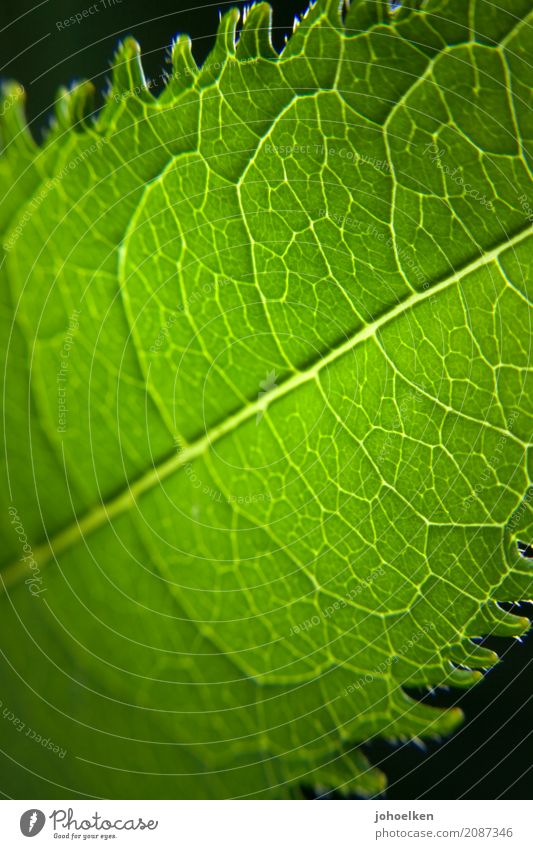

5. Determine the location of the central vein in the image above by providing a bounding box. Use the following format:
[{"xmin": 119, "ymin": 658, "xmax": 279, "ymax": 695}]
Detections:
[{"xmin": 2, "ymin": 224, "xmax": 531, "ymax": 592}]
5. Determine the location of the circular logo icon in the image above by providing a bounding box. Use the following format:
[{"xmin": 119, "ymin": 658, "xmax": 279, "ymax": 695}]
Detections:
[{"xmin": 20, "ymin": 810, "xmax": 46, "ymax": 837}]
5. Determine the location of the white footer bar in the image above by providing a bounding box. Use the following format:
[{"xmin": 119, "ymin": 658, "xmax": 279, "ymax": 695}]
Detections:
[{"xmin": 0, "ymin": 799, "xmax": 529, "ymax": 848}]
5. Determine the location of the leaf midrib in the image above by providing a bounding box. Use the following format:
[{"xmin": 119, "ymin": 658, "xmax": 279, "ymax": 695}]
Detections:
[{"xmin": 2, "ymin": 223, "xmax": 531, "ymax": 591}]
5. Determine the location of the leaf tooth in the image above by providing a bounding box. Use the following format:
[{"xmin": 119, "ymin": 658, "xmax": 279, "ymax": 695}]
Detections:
[
  {"xmin": 344, "ymin": 0, "xmax": 387, "ymax": 29},
  {"xmin": 236, "ymin": 3, "xmax": 277, "ymax": 60},
  {"xmin": 158, "ymin": 35, "xmax": 199, "ymax": 101},
  {"xmin": 195, "ymin": 8, "xmax": 241, "ymax": 87},
  {"xmin": 470, "ymin": 601, "xmax": 531, "ymax": 638},
  {"xmin": 306, "ymin": 747, "xmax": 386, "ymax": 797},
  {"xmin": 0, "ymin": 81, "xmax": 35, "ymax": 158},
  {"xmin": 215, "ymin": 7, "xmax": 241, "ymax": 57},
  {"xmin": 444, "ymin": 640, "xmax": 500, "ymax": 670},
  {"xmin": 499, "ymin": 527, "xmax": 533, "ymax": 601},
  {"xmin": 396, "ymin": 691, "xmax": 464, "ymax": 738},
  {"xmin": 390, "ymin": 0, "xmax": 425, "ymax": 20},
  {"xmin": 53, "ymin": 80, "xmax": 96, "ymax": 132},
  {"xmin": 344, "ymin": 0, "xmax": 422, "ymax": 29},
  {"xmin": 281, "ymin": 0, "xmax": 343, "ymax": 59},
  {"xmin": 316, "ymin": 0, "xmax": 344, "ymax": 26},
  {"xmin": 93, "ymin": 38, "xmax": 155, "ymax": 133},
  {"xmin": 108, "ymin": 37, "xmax": 153, "ymax": 103},
  {"xmin": 446, "ymin": 666, "xmax": 483, "ymax": 688}
]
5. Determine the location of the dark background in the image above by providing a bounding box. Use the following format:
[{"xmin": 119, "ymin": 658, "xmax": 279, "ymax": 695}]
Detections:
[{"xmin": 1, "ymin": 0, "xmax": 532, "ymax": 800}]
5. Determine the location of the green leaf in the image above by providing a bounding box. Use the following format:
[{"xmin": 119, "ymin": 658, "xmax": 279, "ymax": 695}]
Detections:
[{"xmin": 1, "ymin": 0, "xmax": 532, "ymax": 798}]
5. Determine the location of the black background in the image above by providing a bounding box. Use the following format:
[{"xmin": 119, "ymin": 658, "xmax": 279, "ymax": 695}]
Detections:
[{"xmin": 1, "ymin": 0, "xmax": 532, "ymax": 800}]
